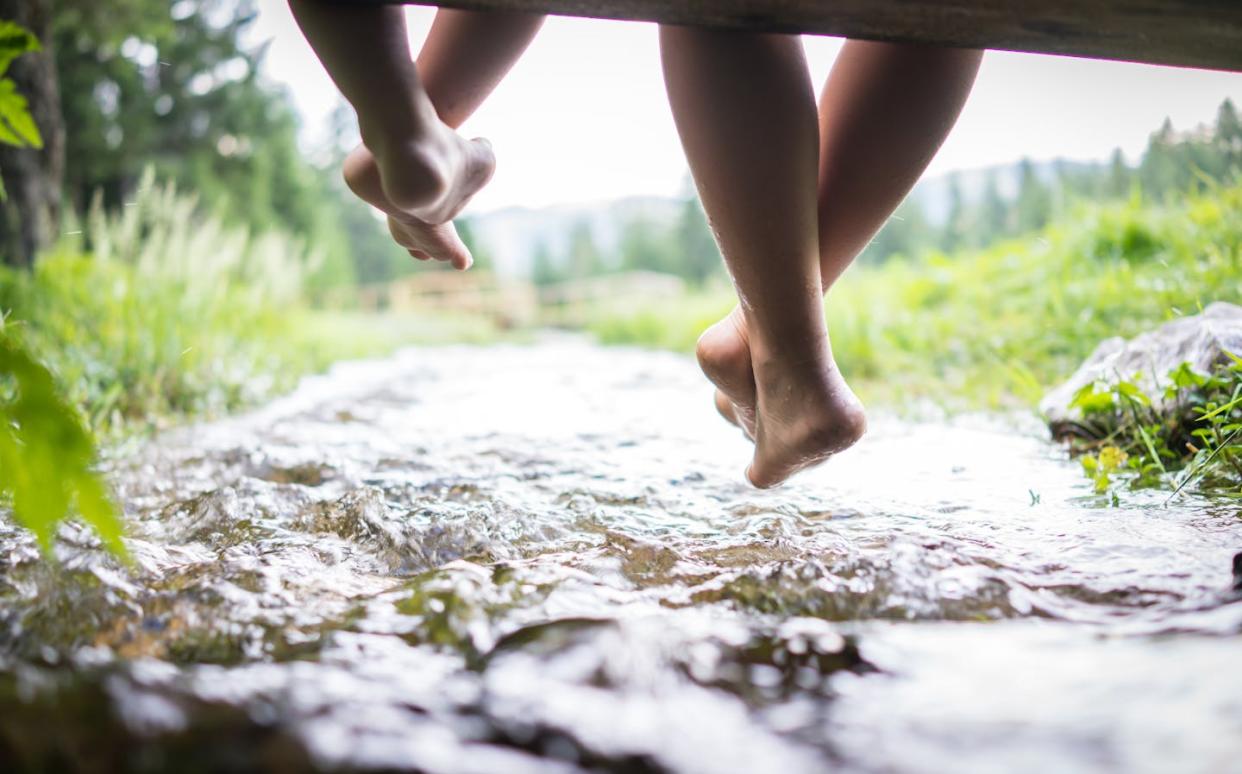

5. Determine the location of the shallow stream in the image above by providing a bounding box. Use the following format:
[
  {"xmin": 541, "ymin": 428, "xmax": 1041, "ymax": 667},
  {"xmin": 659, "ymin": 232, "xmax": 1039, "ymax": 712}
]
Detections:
[{"xmin": 2, "ymin": 339, "xmax": 1240, "ymax": 773}]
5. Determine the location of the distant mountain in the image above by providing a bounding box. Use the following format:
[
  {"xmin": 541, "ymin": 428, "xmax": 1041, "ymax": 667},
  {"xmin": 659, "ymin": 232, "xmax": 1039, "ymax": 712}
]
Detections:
[{"xmin": 465, "ymin": 195, "xmax": 682, "ymax": 277}]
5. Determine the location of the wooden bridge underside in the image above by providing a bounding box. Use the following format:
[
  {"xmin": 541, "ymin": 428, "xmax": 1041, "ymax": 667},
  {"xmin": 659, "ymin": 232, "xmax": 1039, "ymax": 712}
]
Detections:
[{"xmin": 349, "ymin": 1, "xmax": 1242, "ymax": 72}]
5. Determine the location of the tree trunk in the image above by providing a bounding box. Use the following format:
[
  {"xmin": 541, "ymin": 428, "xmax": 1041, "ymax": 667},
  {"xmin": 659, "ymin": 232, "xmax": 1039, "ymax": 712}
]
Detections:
[{"xmin": 0, "ymin": 0, "xmax": 65, "ymax": 269}]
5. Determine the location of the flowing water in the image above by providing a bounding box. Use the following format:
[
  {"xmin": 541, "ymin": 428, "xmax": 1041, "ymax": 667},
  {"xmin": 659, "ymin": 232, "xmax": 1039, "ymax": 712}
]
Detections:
[{"xmin": 2, "ymin": 338, "xmax": 1240, "ymax": 773}]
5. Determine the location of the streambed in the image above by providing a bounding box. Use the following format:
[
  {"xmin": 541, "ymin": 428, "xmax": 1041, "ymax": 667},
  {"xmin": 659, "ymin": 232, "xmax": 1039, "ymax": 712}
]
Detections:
[{"xmin": 2, "ymin": 339, "xmax": 1240, "ymax": 773}]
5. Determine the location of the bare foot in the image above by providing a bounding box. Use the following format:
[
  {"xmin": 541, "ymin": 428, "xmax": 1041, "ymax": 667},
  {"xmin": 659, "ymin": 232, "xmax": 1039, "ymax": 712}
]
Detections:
[
  {"xmin": 746, "ymin": 341, "xmax": 867, "ymax": 488},
  {"xmin": 696, "ymin": 306, "xmax": 758, "ymax": 437},
  {"xmin": 698, "ymin": 309, "xmax": 866, "ymax": 487},
  {"xmin": 343, "ymin": 146, "xmax": 476, "ymax": 270},
  {"xmin": 360, "ymin": 119, "xmax": 496, "ymax": 225}
]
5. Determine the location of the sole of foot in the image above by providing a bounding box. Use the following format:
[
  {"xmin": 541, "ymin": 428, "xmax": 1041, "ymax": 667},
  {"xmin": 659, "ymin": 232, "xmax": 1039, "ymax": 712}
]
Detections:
[{"xmin": 343, "ymin": 145, "xmax": 477, "ymax": 270}]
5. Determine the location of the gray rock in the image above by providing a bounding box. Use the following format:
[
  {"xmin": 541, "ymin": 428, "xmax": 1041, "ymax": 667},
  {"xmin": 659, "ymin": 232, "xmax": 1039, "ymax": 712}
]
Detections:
[{"xmin": 1041, "ymin": 302, "xmax": 1242, "ymax": 438}]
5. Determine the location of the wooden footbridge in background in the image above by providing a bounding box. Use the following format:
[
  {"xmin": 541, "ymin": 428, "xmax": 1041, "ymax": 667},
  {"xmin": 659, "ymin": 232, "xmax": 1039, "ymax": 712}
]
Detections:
[
  {"xmin": 352, "ymin": 1, "xmax": 1242, "ymax": 72},
  {"xmin": 357, "ymin": 270, "xmax": 686, "ymax": 328}
]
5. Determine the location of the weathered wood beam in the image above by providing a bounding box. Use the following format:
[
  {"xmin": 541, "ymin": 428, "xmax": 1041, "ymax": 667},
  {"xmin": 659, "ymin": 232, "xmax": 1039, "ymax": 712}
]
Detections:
[{"xmin": 348, "ymin": 1, "xmax": 1242, "ymax": 72}]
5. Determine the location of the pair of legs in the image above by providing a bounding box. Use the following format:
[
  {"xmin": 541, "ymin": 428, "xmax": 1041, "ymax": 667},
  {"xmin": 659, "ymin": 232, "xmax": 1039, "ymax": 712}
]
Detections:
[
  {"xmin": 290, "ymin": 3, "xmax": 980, "ymax": 485},
  {"xmin": 289, "ymin": 2, "xmax": 545, "ymax": 269},
  {"xmin": 664, "ymin": 31, "xmax": 982, "ymax": 485}
]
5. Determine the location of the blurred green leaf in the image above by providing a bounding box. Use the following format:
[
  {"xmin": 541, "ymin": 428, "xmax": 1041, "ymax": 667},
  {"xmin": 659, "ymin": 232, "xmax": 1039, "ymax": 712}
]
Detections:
[
  {"xmin": 0, "ymin": 19, "xmax": 40, "ymax": 76},
  {"xmin": 0, "ymin": 20, "xmax": 42, "ymax": 154},
  {"xmin": 0, "ymin": 331, "xmax": 127, "ymax": 557},
  {"xmin": 0, "ymin": 79, "xmax": 43, "ymax": 149},
  {"xmin": 1070, "ymin": 382, "xmax": 1115, "ymax": 414}
]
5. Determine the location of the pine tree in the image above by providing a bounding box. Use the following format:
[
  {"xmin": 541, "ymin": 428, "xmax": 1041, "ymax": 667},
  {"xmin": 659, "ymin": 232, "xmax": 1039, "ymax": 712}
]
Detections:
[
  {"xmin": 675, "ymin": 196, "xmax": 722, "ymax": 285},
  {"xmin": 565, "ymin": 220, "xmax": 604, "ymax": 279},
  {"xmin": 940, "ymin": 172, "xmax": 968, "ymax": 252},
  {"xmin": 1014, "ymin": 158, "xmax": 1051, "ymax": 233},
  {"xmin": 619, "ymin": 216, "xmax": 674, "ymax": 275},
  {"xmin": 864, "ymin": 197, "xmax": 932, "ymax": 261},
  {"xmin": 54, "ymin": 0, "xmax": 332, "ymax": 240},
  {"xmin": 1106, "ymin": 148, "xmax": 1131, "ymax": 199},
  {"xmin": 1140, "ymin": 118, "xmax": 1181, "ymax": 196},
  {"xmin": 530, "ymin": 240, "xmax": 561, "ymax": 286},
  {"xmin": 1216, "ymin": 98, "xmax": 1242, "ymax": 173},
  {"xmin": 978, "ymin": 170, "xmax": 1009, "ymax": 244},
  {"xmin": 456, "ymin": 218, "xmax": 493, "ymax": 272}
]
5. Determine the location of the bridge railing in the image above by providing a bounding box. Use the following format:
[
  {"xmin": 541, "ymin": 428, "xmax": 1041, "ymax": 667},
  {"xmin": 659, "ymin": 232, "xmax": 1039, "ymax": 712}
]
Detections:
[{"xmin": 356, "ymin": 269, "xmax": 686, "ymax": 329}]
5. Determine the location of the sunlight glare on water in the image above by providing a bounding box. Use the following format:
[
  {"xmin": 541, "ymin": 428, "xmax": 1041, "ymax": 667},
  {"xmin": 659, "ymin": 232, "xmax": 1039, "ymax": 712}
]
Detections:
[{"xmin": 1, "ymin": 339, "xmax": 1240, "ymax": 772}]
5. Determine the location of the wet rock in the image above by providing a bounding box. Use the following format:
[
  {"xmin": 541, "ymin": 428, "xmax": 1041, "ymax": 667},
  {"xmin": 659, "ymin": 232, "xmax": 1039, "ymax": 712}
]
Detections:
[
  {"xmin": 478, "ymin": 616, "xmax": 867, "ymax": 772},
  {"xmin": 1233, "ymin": 551, "xmax": 1242, "ymax": 593},
  {"xmin": 1041, "ymin": 302, "xmax": 1242, "ymax": 437}
]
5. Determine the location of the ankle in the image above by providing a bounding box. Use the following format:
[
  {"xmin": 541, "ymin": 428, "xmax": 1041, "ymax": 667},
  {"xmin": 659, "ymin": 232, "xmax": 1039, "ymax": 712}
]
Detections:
[
  {"xmin": 362, "ymin": 130, "xmax": 455, "ymax": 215},
  {"xmin": 746, "ymin": 320, "xmax": 831, "ymax": 371}
]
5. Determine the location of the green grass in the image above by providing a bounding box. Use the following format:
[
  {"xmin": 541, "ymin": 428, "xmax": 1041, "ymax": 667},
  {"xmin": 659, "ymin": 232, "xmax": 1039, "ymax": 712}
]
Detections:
[
  {"xmin": 1069, "ymin": 357, "xmax": 1242, "ymax": 496},
  {"xmin": 0, "ymin": 175, "xmax": 502, "ymax": 440},
  {"xmin": 0, "ymin": 175, "xmax": 508, "ymax": 551},
  {"xmin": 587, "ymin": 184, "xmax": 1242, "ymax": 412}
]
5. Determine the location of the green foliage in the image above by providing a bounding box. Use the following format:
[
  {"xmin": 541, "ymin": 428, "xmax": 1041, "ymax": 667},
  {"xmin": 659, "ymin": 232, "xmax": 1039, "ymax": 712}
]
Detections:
[
  {"xmin": 528, "ymin": 195, "xmax": 724, "ymax": 287},
  {"xmin": 674, "ymin": 196, "xmax": 723, "ymax": 285},
  {"xmin": 940, "ymin": 173, "xmax": 968, "ymax": 253},
  {"xmin": 566, "ymin": 220, "xmax": 605, "ymax": 279},
  {"xmin": 0, "ymin": 328, "xmax": 126, "ymax": 555},
  {"xmin": 619, "ymin": 216, "xmax": 677, "ymax": 275},
  {"xmin": 530, "ymin": 240, "xmax": 561, "ymax": 287},
  {"xmin": 524, "ymin": 220, "xmax": 608, "ymax": 285},
  {"xmin": 51, "ymin": 0, "xmax": 361, "ymax": 291},
  {"xmin": 587, "ymin": 180, "xmax": 1242, "ymax": 420},
  {"xmin": 0, "ymin": 20, "xmax": 41, "ymax": 75},
  {"xmin": 456, "ymin": 218, "xmax": 493, "ymax": 272},
  {"xmin": 591, "ymin": 289, "xmax": 728, "ymax": 351},
  {"xmin": 0, "ymin": 20, "xmax": 43, "ymax": 200},
  {"xmin": 1014, "ymin": 158, "xmax": 1052, "ymax": 233},
  {"xmin": 1, "ymin": 173, "xmax": 334, "ymax": 436},
  {"xmin": 865, "ymin": 197, "xmax": 933, "ymax": 262},
  {"xmin": 0, "ymin": 20, "xmax": 126, "ymax": 555},
  {"xmin": 0, "ymin": 172, "xmax": 504, "ymax": 441},
  {"xmin": 1069, "ymin": 357, "xmax": 1242, "ymax": 494},
  {"xmin": 852, "ymin": 100, "xmax": 1240, "ymax": 269}
]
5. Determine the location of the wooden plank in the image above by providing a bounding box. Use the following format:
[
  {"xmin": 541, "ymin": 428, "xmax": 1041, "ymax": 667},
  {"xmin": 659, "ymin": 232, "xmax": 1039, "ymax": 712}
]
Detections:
[{"xmin": 348, "ymin": 1, "xmax": 1242, "ymax": 72}]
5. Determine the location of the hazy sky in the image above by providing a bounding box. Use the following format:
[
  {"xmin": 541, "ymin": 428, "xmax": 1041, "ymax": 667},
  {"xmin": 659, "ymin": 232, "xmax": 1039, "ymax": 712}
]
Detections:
[{"xmin": 252, "ymin": 4, "xmax": 1242, "ymax": 214}]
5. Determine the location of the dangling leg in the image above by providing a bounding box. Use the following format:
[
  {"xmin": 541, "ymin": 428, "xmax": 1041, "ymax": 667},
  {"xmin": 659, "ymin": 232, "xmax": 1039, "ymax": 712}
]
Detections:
[
  {"xmin": 291, "ymin": 3, "xmax": 543, "ymax": 267},
  {"xmin": 661, "ymin": 26, "xmax": 865, "ymax": 486},
  {"xmin": 699, "ymin": 42, "xmax": 982, "ymax": 429}
]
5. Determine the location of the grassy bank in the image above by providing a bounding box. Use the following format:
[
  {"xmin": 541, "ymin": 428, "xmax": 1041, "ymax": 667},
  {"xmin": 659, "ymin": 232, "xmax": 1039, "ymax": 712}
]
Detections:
[
  {"xmin": 0, "ymin": 177, "xmax": 500, "ymax": 440},
  {"xmin": 591, "ymin": 183, "xmax": 1242, "ymax": 411}
]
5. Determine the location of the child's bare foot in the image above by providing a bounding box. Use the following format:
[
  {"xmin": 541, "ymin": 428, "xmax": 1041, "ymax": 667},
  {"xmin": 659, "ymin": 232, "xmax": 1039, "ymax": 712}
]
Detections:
[
  {"xmin": 360, "ymin": 118, "xmax": 496, "ymax": 225},
  {"xmin": 746, "ymin": 338, "xmax": 867, "ymax": 488},
  {"xmin": 699, "ymin": 309, "xmax": 866, "ymax": 487},
  {"xmin": 343, "ymin": 146, "xmax": 477, "ymax": 270},
  {"xmin": 696, "ymin": 306, "xmax": 758, "ymax": 436}
]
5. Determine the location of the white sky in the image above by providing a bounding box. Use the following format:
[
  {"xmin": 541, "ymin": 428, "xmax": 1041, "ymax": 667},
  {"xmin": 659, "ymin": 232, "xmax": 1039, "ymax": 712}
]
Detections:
[{"xmin": 252, "ymin": 3, "xmax": 1242, "ymax": 214}]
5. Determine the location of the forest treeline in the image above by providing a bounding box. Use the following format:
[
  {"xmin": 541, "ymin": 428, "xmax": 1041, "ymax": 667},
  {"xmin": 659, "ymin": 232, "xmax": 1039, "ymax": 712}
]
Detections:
[
  {"xmin": 865, "ymin": 101, "xmax": 1242, "ymax": 262},
  {"xmin": 568, "ymin": 98, "xmax": 1241, "ymax": 287}
]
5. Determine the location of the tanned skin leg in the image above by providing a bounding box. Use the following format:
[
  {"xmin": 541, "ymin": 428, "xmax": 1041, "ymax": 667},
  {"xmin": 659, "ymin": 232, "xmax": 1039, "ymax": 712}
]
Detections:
[
  {"xmin": 697, "ymin": 42, "xmax": 982, "ymax": 434},
  {"xmin": 661, "ymin": 26, "xmax": 866, "ymax": 487},
  {"xmin": 290, "ymin": 3, "xmax": 542, "ymax": 267}
]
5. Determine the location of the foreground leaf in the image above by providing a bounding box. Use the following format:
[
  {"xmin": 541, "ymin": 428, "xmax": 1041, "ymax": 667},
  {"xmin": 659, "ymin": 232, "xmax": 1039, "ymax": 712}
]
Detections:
[{"xmin": 0, "ymin": 332, "xmax": 127, "ymax": 557}]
